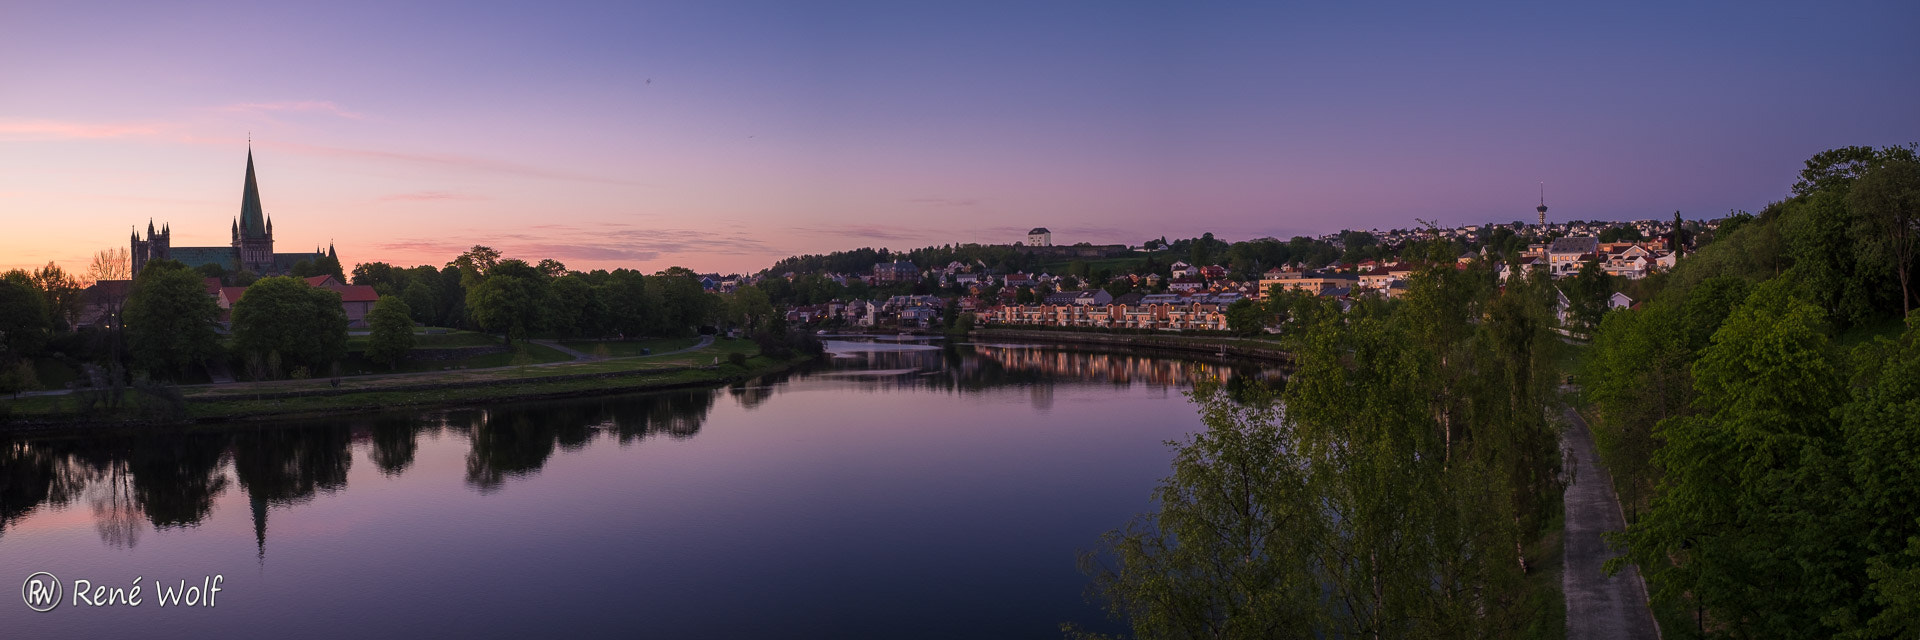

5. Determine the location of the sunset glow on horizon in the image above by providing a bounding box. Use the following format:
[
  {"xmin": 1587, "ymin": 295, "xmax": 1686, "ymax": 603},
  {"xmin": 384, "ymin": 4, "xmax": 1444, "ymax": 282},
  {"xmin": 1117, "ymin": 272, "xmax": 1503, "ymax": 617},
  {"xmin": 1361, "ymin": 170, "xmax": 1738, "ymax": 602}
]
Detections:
[{"xmin": 4, "ymin": 1, "xmax": 1916, "ymax": 276}]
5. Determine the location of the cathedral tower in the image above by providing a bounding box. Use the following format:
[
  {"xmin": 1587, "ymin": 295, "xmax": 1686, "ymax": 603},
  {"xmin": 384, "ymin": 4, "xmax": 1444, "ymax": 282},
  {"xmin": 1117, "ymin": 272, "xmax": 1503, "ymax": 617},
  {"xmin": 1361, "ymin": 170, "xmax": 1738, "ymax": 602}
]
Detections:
[{"xmin": 233, "ymin": 146, "xmax": 275, "ymax": 273}]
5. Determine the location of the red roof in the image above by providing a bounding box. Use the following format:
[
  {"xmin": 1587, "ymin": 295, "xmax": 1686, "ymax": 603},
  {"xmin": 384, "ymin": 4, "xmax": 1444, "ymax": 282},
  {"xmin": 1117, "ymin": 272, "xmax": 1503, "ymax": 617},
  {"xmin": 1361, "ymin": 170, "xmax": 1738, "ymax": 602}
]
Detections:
[
  {"xmin": 203, "ymin": 277, "xmax": 223, "ymax": 295},
  {"xmin": 323, "ymin": 284, "xmax": 378, "ymax": 303},
  {"xmin": 303, "ymin": 275, "xmax": 339, "ymax": 287}
]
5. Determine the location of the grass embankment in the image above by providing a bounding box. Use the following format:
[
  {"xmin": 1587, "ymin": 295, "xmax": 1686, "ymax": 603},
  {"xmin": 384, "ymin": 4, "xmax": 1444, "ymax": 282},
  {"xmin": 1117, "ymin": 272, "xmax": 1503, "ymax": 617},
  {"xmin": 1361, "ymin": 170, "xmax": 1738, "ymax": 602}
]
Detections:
[
  {"xmin": 2, "ymin": 338, "xmax": 807, "ymax": 425},
  {"xmin": 1522, "ymin": 509, "xmax": 1569, "ymax": 640},
  {"xmin": 556, "ymin": 337, "xmax": 702, "ymax": 358}
]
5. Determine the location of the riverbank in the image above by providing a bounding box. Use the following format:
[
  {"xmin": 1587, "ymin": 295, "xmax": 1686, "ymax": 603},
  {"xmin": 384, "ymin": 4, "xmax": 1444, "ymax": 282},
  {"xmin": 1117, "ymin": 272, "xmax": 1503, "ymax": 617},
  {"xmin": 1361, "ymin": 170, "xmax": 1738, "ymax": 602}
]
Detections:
[
  {"xmin": 966, "ymin": 328, "xmax": 1293, "ymax": 364},
  {"xmin": 0, "ymin": 340, "xmax": 817, "ymax": 430}
]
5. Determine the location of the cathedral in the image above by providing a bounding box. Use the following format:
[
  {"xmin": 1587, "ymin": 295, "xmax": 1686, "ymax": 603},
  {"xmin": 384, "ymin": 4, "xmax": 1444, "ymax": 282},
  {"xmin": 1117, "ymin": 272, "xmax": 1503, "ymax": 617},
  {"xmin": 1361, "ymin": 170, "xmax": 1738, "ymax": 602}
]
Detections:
[{"xmin": 130, "ymin": 147, "xmax": 333, "ymax": 277}]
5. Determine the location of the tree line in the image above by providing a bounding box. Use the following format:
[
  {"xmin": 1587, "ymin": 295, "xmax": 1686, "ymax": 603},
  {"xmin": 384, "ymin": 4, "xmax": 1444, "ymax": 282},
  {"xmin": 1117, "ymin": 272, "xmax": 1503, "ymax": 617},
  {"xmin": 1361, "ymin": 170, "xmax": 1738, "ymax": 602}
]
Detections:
[
  {"xmin": 1580, "ymin": 145, "xmax": 1919, "ymax": 637},
  {"xmin": 1, "ymin": 244, "xmax": 767, "ymax": 394}
]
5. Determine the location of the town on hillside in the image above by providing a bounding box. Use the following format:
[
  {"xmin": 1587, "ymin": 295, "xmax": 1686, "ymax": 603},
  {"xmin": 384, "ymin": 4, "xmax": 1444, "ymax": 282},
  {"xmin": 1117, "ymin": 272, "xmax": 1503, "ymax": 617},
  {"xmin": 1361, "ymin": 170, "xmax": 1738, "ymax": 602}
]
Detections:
[{"xmin": 736, "ymin": 217, "xmax": 1708, "ymax": 334}]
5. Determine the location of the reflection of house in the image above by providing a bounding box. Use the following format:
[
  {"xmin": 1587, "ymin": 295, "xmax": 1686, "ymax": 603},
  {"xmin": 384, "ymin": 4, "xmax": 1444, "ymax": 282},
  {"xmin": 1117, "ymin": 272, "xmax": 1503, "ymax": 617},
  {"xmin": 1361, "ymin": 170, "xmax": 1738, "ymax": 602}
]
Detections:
[{"xmin": 978, "ymin": 292, "xmax": 1240, "ymax": 332}]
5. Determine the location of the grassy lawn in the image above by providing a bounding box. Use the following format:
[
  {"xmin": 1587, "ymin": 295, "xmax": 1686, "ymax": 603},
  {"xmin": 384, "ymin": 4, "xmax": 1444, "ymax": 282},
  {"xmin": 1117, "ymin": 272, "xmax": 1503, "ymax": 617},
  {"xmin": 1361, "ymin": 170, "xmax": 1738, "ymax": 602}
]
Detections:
[
  {"xmin": 1, "ymin": 347, "xmax": 806, "ymax": 422},
  {"xmin": 556, "ymin": 337, "xmax": 702, "ymax": 358},
  {"xmin": 339, "ymin": 341, "xmax": 572, "ymax": 375}
]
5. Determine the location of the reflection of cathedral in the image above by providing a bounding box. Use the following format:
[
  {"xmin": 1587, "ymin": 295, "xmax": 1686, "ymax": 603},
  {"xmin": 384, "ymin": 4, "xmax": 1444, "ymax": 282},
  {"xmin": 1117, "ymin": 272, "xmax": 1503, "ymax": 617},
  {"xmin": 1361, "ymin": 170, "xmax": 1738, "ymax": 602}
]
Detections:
[{"xmin": 130, "ymin": 146, "xmax": 332, "ymax": 277}]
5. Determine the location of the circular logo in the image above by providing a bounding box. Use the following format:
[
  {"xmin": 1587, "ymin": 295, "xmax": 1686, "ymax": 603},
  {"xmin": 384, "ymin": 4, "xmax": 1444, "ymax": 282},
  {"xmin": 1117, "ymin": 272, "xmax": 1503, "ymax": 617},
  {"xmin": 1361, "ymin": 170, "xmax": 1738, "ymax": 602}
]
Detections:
[{"xmin": 21, "ymin": 572, "xmax": 61, "ymax": 612}]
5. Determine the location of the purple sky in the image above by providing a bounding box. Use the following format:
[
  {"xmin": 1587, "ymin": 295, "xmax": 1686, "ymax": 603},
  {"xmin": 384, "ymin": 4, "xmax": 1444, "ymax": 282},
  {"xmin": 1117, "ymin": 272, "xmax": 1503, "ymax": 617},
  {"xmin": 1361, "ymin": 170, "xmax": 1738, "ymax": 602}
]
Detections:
[{"xmin": 2, "ymin": 1, "xmax": 1915, "ymax": 275}]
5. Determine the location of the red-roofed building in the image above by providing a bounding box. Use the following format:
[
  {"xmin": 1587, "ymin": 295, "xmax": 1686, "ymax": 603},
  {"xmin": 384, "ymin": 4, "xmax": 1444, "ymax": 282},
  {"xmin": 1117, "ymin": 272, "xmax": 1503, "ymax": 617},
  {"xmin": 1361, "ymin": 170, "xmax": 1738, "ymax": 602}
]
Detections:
[{"xmin": 322, "ymin": 283, "xmax": 379, "ymax": 328}]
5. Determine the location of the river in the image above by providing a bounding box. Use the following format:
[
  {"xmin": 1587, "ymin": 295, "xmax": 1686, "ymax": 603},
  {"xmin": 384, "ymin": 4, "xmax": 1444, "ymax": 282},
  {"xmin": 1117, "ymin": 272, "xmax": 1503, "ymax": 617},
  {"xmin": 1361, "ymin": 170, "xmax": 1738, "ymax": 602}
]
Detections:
[{"xmin": 0, "ymin": 337, "xmax": 1279, "ymax": 638}]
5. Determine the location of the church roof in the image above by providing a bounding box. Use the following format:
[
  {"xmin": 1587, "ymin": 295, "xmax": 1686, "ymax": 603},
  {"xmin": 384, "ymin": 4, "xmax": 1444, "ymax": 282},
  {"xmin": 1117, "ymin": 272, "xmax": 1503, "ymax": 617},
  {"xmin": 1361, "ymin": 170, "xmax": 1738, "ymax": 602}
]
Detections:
[
  {"xmin": 239, "ymin": 148, "xmax": 267, "ymax": 239},
  {"xmin": 270, "ymin": 252, "xmax": 324, "ymax": 273},
  {"xmin": 168, "ymin": 246, "xmax": 239, "ymax": 271}
]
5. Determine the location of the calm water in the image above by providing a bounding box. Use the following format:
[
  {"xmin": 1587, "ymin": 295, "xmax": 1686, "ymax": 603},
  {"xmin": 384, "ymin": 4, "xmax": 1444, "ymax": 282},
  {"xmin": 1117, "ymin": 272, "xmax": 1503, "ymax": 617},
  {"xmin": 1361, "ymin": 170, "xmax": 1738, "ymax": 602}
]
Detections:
[{"xmin": 1, "ymin": 339, "xmax": 1273, "ymax": 638}]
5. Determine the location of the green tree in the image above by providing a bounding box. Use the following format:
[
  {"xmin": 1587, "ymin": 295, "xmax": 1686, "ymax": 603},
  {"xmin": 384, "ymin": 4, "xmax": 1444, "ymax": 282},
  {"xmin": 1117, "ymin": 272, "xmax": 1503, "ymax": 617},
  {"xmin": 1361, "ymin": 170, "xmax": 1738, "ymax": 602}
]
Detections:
[
  {"xmin": 1847, "ymin": 157, "xmax": 1920, "ymax": 316},
  {"xmin": 466, "ymin": 259, "xmax": 549, "ymax": 343},
  {"xmin": 1792, "ymin": 144, "xmax": 1919, "ymax": 198},
  {"xmin": 1565, "ymin": 259, "xmax": 1611, "ymax": 333},
  {"xmin": 364, "ymin": 295, "xmax": 415, "ymax": 369},
  {"xmin": 1618, "ymin": 281, "xmax": 1850, "ymax": 638},
  {"xmin": 30, "ymin": 262, "xmax": 84, "ymax": 330},
  {"xmin": 447, "ymin": 245, "xmax": 503, "ymax": 289},
  {"xmin": 122, "ymin": 260, "xmax": 222, "ymax": 379},
  {"xmin": 1223, "ymin": 298, "xmax": 1264, "ymax": 336},
  {"xmin": 1078, "ymin": 383, "xmax": 1321, "ymax": 639},
  {"xmin": 0, "ymin": 275, "xmax": 49, "ymax": 357},
  {"xmin": 401, "ymin": 280, "xmax": 439, "ymax": 325},
  {"xmin": 230, "ymin": 276, "xmax": 349, "ymax": 377},
  {"xmin": 1838, "ymin": 317, "xmax": 1920, "ymax": 637},
  {"xmin": 547, "ymin": 274, "xmax": 606, "ymax": 338}
]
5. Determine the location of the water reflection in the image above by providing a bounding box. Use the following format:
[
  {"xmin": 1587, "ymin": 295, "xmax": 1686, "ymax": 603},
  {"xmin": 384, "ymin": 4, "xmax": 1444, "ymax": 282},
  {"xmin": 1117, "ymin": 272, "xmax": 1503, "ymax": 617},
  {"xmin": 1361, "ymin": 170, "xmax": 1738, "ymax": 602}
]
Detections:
[{"xmin": 0, "ymin": 340, "xmax": 1277, "ymax": 553}]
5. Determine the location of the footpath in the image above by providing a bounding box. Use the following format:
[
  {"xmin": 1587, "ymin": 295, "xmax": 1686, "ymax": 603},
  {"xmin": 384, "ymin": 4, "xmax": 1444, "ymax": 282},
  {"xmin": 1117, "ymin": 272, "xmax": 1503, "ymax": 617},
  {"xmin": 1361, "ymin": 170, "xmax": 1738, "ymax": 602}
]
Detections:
[{"xmin": 1562, "ymin": 404, "xmax": 1661, "ymax": 640}]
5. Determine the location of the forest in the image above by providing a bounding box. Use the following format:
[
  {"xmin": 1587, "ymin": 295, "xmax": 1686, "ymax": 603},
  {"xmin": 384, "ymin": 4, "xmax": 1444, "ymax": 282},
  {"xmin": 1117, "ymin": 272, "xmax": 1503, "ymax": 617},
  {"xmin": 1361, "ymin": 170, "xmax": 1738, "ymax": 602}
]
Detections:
[{"xmin": 1581, "ymin": 145, "xmax": 1919, "ymax": 637}]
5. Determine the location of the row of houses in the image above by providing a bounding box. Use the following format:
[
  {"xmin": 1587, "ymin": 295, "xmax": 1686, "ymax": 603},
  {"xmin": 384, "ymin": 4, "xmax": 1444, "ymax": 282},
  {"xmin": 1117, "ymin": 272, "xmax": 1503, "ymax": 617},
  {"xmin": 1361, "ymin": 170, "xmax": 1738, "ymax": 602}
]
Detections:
[{"xmin": 784, "ymin": 294, "xmax": 949, "ymax": 329}]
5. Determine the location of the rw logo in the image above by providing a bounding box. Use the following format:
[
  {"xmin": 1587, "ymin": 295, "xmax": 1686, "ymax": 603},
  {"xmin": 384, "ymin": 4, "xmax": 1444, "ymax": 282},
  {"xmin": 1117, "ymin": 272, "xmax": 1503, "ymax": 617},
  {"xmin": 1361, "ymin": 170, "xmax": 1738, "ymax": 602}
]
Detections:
[{"xmin": 22, "ymin": 572, "xmax": 61, "ymax": 612}]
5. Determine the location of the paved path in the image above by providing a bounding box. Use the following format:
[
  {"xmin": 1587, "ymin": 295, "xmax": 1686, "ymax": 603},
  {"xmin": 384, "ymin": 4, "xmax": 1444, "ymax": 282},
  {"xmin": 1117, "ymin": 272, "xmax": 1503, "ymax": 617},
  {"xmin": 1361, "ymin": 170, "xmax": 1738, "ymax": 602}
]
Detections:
[{"xmin": 1562, "ymin": 405, "xmax": 1661, "ymax": 640}]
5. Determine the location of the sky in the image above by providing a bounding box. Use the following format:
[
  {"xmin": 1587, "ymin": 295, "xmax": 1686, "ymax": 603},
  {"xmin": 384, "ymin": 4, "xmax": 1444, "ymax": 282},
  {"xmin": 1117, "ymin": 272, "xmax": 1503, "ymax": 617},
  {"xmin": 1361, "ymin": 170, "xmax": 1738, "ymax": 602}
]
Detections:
[{"xmin": 2, "ymin": 1, "xmax": 1916, "ymax": 276}]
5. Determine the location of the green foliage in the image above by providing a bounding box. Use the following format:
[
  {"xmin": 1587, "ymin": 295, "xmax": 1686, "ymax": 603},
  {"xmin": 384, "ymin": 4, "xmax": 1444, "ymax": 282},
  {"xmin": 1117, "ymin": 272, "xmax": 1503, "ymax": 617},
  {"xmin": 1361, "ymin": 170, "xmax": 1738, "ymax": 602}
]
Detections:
[
  {"xmin": 122, "ymin": 260, "xmax": 222, "ymax": 379},
  {"xmin": 29, "ymin": 262, "xmax": 84, "ymax": 331},
  {"xmin": 365, "ymin": 295, "xmax": 415, "ymax": 369},
  {"xmin": 1083, "ymin": 254, "xmax": 1561, "ymax": 638},
  {"xmin": 547, "ymin": 274, "xmax": 608, "ymax": 338},
  {"xmin": 0, "ymin": 358, "xmax": 41, "ymax": 397},
  {"xmin": 1222, "ymin": 298, "xmax": 1263, "ymax": 336},
  {"xmin": 1792, "ymin": 144, "xmax": 1919, "ymax": 198},
  {"xmin": 465, "ymin": 259, "xmax": 550, "ymax": 343},
  {"xmin": 1846, "ymin": 157, "xmax": 1920, "ymax": 316},
  {"xmin": 230, "ymin": 276, "xmax": 349, "ymax": 378},
  {"xmin": 1564, "ymin": 260, "xmax": 1611, "ymax": 333},
  {"xmin": 0, "ymin": 274, "xmax": 50, "ymax": 356}
]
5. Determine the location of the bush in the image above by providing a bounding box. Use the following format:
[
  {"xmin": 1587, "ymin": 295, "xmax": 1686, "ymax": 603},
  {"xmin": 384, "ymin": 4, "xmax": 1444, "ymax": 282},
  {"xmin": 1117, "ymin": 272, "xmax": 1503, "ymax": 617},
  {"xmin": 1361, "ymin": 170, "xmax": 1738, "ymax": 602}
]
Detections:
[{"xmin": 727, "ymin": 352, "xmax": 748, "ymax": 367}]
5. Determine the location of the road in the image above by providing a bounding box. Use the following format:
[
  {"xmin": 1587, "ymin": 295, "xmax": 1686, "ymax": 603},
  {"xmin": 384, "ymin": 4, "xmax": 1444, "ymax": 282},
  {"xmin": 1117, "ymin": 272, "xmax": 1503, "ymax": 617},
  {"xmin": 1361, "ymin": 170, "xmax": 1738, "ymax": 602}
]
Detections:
[{"xmin": 1562, "ymin": 405, "xmax": 1661, "ymax": 640}]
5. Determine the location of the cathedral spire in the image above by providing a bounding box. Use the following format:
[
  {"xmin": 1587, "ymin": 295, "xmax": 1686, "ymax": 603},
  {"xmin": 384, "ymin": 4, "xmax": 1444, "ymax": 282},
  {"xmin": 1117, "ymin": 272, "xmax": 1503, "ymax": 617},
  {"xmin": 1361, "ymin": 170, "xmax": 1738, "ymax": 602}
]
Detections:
[{"xmin": 240, "ymin": 146, "xmax": 267, "ymax": 239}]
